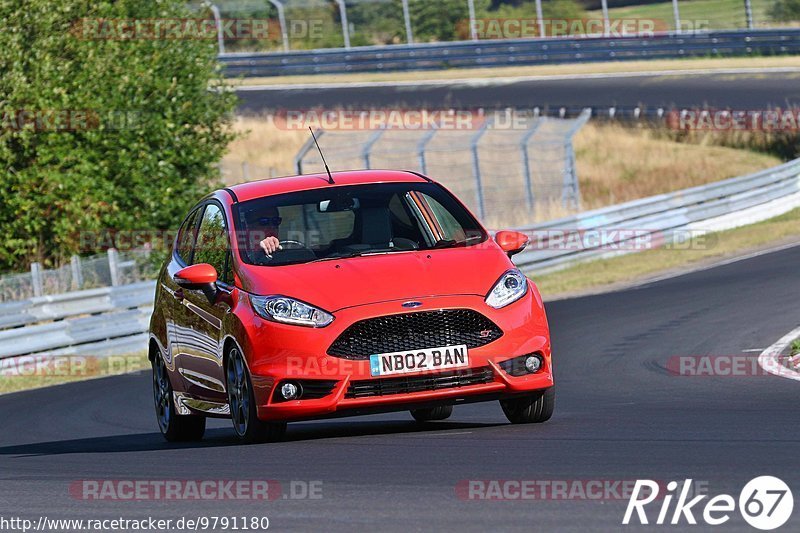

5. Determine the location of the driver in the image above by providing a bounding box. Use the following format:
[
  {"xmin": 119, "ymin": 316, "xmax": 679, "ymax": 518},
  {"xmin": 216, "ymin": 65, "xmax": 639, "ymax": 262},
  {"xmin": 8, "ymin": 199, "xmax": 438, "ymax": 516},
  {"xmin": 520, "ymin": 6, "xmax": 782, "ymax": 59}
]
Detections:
[{"xmin": 250, "ymin": 207, "xmax": 282, "ymax": 256}]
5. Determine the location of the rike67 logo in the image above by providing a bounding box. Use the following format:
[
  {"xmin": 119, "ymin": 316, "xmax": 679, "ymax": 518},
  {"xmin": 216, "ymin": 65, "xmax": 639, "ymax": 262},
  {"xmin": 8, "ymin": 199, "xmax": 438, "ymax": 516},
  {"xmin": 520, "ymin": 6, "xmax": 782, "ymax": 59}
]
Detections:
[{"xmin": 623, "ymin": 476, "xmax": 793, "ymax": 530}]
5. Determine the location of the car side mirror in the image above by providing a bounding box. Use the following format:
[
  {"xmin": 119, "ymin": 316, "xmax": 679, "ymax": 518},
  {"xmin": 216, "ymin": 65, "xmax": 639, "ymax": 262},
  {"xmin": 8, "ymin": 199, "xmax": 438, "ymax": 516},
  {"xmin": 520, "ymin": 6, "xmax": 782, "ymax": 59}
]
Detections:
[
  {"xmin": 173, "ymin": 263, "xmax": 218, "ymax": 290},
  {"xmin": 495, "ymin": 230, "xmax": 529, "ymax": 258}
]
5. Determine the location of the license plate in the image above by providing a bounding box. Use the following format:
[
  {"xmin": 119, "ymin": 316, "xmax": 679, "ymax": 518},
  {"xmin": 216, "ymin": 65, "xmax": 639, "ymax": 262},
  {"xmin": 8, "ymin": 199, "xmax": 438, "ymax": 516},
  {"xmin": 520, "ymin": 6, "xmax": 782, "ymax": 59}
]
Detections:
[{"xmin": 369, "ymin": 344, "xmax": 469, "ymax": 377}]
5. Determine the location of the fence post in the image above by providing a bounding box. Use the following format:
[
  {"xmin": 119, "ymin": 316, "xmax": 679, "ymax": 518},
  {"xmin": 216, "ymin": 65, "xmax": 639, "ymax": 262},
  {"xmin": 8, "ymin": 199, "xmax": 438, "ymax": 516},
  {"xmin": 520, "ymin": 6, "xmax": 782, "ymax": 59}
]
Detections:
[
  {"xmin": 534, "ymin": 0, "xmax": 545, "ymax": 38},
  {"xmin": 242, "ymin": 161, "xmax": 250, "ymax": 181},
  {"xmin": 402, "ymin": 0, "xmax": 413, "ymax": 44},
  {"xmin": 207, "ymin": 3, "xmax": 225, "ymax": 55},
  {"xmin": 362, "ymin": 129, "xmax": 385, "ymax": 169},
  {"xmin": 520, "ymin": 116, "xmax": 544, "ymax": 212},
  {"xmin": 31, "ymin": 262, "xmax": 43, "ymax": 297},
  {"xmin": 672, "ymin": 0, "xmax": 682, "ymax": 33},
  {"xmin": 563, "ymin": 142, "xmax": 580, "ymax": 210},
  {"xmin": 267, "ymin": 0, "xmax": 290, "ymax": 51},
  {"xmin": 467, "ymin": 0, "xmax": 478, "ymax": 41},
  {"xmin": 70, "ymin": 255, "xmax": 83, "ymax": 291},
  {"xmin": 108, "ymin": 248, "xmax": 120, "ymax": 287},
  {"xmin": 335, "ymin": 0, "xmax": 351, "ymax": 49},
  {"xmin": 470, "ymin": 118, "xmax": 493, "ymax": 220},
  {"xmin": 600, "ymin": 0, "xmax": 610, "ymax": 37},
  {"xmin": 744, "ymin": 0, "xmax": 754, "ymax": 29},
  {"xmin": 561, "ymin": 109, "xmax": 592, "ymax": 210},
  {"xmin": 417, "ymin": 128, "xmax": 437, "ymax": 175}
]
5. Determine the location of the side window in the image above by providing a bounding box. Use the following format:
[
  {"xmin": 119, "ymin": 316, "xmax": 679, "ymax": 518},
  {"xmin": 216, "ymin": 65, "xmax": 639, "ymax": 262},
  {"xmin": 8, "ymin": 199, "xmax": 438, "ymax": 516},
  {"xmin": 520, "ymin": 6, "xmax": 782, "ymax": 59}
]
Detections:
[
  {"xmin": 419, "ymin": 193, "xmax": 467, "ymax": 242},
  {"xmin": 176, "ymin": 208, "xmax": 200, "ymax": 263},
  {"xmin": 193, "ymin": 204, "xmax": 233, "ymax": 284}
]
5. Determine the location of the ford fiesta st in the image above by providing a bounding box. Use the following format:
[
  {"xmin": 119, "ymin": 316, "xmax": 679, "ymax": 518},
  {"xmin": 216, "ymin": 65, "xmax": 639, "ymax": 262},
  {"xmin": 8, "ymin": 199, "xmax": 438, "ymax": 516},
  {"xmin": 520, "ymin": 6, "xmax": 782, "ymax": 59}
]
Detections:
[{"xmin": 148, "ymin": 170, "xmax": 554, "ymax": 443}]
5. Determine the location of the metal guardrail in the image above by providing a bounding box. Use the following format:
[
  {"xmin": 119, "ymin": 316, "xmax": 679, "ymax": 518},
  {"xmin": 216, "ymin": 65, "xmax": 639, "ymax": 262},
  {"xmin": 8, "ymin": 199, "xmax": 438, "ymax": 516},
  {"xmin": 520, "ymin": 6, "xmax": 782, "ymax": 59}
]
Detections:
[
  {"xmin": 220, "ymin": 29, "xmax": 800, "ymax": 77},
  {"xmin": 0, "ymin": 282, "xmax": 155, "ymax": 359},
  {"xmin": 513, "ymin": 158, "xmax": 800, "ymax": 272},
  {"xmin": 2, "ymin": 157, "xmax": 800, "ymax": 358}
]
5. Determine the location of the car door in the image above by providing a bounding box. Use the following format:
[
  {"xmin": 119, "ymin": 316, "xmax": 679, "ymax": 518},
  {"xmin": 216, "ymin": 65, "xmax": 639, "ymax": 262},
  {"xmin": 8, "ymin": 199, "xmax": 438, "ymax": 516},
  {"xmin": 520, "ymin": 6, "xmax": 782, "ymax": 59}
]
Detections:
[
  {"xmin": 176, "ymin": 201, "xmax": 235, "ymax": 402},
  {"xmin": 164, "ymin": 206, "xmax": 201, "ymax": 370}
]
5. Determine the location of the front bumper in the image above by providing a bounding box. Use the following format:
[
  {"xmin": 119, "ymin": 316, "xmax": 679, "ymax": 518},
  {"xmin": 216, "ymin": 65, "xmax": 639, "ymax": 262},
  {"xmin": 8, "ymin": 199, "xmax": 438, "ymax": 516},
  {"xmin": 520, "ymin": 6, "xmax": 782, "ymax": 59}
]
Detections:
[{"xmin": 241, "ymin": 290, "xmax": 553, "ymax": 422}]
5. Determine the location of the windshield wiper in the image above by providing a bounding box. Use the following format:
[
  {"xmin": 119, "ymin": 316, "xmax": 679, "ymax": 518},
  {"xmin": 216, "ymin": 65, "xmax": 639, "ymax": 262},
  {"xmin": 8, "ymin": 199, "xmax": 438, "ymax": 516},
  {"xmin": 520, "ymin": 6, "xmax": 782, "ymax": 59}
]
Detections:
[
  {"xmin": 306, "ymin": 248, "xmax": 395, "ymax": 264},
  {"xmin": 431, "ymin": 235, "xmax": 483, "ymax": 249}
]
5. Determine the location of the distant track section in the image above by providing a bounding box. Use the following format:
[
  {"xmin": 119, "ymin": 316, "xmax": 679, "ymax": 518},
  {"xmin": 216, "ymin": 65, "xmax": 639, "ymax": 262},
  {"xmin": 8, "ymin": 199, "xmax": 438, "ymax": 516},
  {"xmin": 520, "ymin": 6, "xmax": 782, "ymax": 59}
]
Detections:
[
  {"xmin": 235, "ymin": 71, "xmax": 800, "ymax": 114},
  {"xmin": 221, "ymin": 29, "xmax": 800, "ymax": 78}
]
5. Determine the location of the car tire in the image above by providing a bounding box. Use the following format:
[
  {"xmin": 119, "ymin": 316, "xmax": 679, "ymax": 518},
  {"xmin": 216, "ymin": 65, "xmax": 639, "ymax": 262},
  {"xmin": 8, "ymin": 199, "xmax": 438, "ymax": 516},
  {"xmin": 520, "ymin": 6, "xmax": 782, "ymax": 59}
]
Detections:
[
  {"xmin": 410, "ymin": 405, "xmax": 453, "ymax": 422},
  {"xmin": 500, "ymin": 386, "xmax": 555, "ymax": 424},
  {"xmin": 152, "ymin": 355, "xmax": 206, "ymax": 442},
  {"xmin": 226, "ymin": 345, "xmax": 287, "ymax": 444}
]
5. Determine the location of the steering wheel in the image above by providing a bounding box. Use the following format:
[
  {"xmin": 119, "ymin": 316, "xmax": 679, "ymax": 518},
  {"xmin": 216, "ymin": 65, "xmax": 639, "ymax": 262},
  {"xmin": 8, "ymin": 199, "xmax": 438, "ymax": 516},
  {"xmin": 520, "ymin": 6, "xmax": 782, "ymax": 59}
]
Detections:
[{"xmin": 279, "ymin": 240, "xmax": 307, "ymax": 250}]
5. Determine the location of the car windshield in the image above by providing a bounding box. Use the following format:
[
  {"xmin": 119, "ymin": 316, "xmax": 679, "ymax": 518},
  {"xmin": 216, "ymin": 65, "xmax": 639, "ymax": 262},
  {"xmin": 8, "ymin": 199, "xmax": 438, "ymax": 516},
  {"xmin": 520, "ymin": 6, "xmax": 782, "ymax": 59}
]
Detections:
[{"xmin": 235, "ymin": 182, "xmax": 487, "ymax": 267}]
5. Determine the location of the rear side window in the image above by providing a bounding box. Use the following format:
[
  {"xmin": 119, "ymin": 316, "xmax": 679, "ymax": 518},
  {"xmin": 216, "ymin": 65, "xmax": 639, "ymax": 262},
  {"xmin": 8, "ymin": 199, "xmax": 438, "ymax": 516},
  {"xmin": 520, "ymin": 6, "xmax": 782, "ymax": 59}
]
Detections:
[
  {"xmin": 176, "ymin": 208, "xmax": 200, "ymax": 263},
  {"xmin": 418, "ymin": 193, "xmax": 467, "ymax": 242},
  {"xmin": 193, "ymin": 203, "xmax": 233, "ymax": 284}
]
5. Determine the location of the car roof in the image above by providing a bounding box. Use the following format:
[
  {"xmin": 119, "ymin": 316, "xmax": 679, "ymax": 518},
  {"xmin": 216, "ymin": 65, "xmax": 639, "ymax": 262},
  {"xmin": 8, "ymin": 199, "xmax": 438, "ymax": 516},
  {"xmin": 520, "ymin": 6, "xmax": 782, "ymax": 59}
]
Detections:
[{"xmin": 227, "ymin": 169, "xmax": 430, "ymax": 203}]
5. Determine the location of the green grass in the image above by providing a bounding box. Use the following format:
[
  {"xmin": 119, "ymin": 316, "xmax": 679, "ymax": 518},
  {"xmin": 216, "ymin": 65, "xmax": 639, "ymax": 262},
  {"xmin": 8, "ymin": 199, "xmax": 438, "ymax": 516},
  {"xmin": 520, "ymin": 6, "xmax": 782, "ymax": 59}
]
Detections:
[
  {"xmin": 588, "ymin": 0, "xmax": 774, "ymax": 31},
  {"xmin": 530, "ymin": 207, "xmax": 800, "ymax": 298},
  {"xmin": 791, "ymin": 339, "xmax": 800, "ymax": 356}
]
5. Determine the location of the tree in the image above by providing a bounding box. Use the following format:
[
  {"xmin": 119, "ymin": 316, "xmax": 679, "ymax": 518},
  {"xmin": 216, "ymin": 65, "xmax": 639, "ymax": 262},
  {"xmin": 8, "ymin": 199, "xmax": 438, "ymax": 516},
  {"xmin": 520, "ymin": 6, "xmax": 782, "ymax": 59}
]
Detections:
[
  {"xmin": 0, "ymin": 0, "xmax": 237, "ymax": 272},
  {"xmin": 409, "ymin": 0, "xmax": 491, "ymax": 42},
  {"xmin": 770, "ymin": 0, "xmax": 800, "ymax": 21}
]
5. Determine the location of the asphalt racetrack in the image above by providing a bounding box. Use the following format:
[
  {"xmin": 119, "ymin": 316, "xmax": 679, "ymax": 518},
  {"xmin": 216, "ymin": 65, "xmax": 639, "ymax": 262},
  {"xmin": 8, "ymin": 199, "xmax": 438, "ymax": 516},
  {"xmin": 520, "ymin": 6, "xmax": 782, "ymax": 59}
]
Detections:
[
  {"xmin": 1, "ymin": 243, "xmax": 799, "ymax": 530},
  {"xmin": 237, "ymin": 71, "xmax": 800, "ymax": 114}
]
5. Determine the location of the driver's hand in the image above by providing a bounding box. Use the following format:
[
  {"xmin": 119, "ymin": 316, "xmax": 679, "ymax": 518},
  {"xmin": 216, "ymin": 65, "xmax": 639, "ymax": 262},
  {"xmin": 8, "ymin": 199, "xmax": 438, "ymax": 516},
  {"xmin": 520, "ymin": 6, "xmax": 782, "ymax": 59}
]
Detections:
[{"xmin": 259, "ymin": 236, "xmax": 282, "ymax": 256}]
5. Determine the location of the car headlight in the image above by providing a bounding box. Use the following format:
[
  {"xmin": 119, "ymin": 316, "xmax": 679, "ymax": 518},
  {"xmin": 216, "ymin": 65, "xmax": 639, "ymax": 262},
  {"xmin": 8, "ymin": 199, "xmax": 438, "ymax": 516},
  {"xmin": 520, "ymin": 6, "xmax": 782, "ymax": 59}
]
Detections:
[
  {"xmin": 485, "ymin": 269, "xmax": 528, "ymax": 309},
  {"xmin": 250, "ymin": 295, "xmax": 334, "ymax": 327}
]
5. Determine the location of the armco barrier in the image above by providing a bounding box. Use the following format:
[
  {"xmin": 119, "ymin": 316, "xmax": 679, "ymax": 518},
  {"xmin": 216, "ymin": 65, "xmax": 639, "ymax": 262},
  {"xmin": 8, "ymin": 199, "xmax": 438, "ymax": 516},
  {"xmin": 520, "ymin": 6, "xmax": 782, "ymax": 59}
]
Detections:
[
  {"xmin": 514, "ymin": 158, "xmax": 800, "ymax": 272},
  {"xmin": 2, "ymin": 157, "xmax": 800, "ymax": 358},
  {"xmin": 220, "ymin": 29, "xmax": 800, "ymax": 77},
  {"xmin": 0, "ymin": 282, "xmax": 155, "ymax": 360}
]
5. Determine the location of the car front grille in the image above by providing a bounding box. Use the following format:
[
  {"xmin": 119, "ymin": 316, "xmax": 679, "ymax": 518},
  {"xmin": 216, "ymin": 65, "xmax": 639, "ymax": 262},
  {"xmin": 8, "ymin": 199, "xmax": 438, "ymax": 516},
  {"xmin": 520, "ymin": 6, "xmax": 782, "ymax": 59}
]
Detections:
[
  {"xmin": 346, "ymin": 367, "xmax": 495, "ymax": 399},
  {"xmin": 327, "ymin": 309, "xmax": 503, "ymax": 360}
]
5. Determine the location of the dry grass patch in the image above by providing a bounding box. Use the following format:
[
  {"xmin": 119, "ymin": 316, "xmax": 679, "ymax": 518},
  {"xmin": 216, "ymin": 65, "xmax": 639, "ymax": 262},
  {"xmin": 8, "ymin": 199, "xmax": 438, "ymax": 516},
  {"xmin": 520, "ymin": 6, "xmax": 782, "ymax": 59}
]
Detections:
[
  {"xmin": 222, "ymin": 115, "xmax": 309, "ymax": 183},
  {"xmin": 574, "ymin": 123, "xmax": 782, "ymax": 208}
]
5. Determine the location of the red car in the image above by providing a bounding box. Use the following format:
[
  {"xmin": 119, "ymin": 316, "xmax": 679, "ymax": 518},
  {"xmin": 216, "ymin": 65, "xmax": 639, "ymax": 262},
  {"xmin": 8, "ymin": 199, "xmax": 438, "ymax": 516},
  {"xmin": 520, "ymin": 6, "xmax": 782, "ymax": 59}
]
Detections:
[{"xmin": 149, "ymin": 170, "xmax": 554, "ymax": 443}]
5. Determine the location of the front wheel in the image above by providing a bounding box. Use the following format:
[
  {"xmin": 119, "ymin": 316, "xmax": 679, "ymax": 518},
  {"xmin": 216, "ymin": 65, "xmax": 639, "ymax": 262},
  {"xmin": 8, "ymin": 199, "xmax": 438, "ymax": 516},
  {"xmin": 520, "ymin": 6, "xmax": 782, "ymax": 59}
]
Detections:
[
  {"xmin": 226, "ymin": 346, "xmax": 287, "ymax": 444},
  {"xmin": 152, "ymin": 355, "xmax": 206, "ymax": 442},
  {"xmin": 500, "ymin": 387, "xmax": 555, "ymax": 424},
  {"xmin": 410, "ymin": 405, "xmax": 453, "ymax": 422}
]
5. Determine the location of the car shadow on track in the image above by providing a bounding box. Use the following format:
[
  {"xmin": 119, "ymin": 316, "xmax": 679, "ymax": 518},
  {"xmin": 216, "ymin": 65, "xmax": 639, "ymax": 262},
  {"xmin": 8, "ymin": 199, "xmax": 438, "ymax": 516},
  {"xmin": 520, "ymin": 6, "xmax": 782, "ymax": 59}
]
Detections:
[{"xmin": 0, "ymin": 420, "xmax": 504, "ymax": 457}]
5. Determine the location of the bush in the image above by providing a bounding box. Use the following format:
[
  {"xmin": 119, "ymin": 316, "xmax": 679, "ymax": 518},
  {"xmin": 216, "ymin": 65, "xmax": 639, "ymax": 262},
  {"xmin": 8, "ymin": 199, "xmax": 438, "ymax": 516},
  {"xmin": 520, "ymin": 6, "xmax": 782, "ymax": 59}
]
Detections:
[
  {"xmin": 0, "ymin": 0, "xmax": 238, "ymax": 272},
  {"xmin": 770, "ymin": 0, "xmax": 800, "ymax": 22}
]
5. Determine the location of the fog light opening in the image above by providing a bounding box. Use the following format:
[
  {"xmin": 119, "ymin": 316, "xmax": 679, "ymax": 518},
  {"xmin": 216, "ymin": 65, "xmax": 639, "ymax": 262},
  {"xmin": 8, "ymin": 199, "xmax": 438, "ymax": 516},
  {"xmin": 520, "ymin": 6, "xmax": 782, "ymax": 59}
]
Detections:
[
  {"xmin": 525, "ymin": 355, "xmax": 543, "ymax": 374},
  {"xmin": 280, "ymin": 382, "xmax": 301, "ymax": 400}
]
